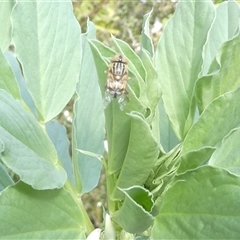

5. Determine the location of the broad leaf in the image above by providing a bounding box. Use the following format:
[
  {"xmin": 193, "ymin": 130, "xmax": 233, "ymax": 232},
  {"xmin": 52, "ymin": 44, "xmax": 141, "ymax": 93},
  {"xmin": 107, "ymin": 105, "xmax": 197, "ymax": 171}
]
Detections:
[
  {"xmin": 73, "ymin": 21, "xmax": 104, "ymax": 194},
  {"xmin": 183, "ymin": 87, "xmax": 240, "ymax": 155},
  {"xmin": 178, "ymin": 147, "xmax": 216, "ymax": 174},
  {"xmin": 46, "ymin": 120, "xmax": 74, "ymax": 186},
  {"xmin": 11, "ymin": 0, "xmax": 81, "ymax": 122},
  {"xmin": 196, "ymin": 29, "xmax": 240, "ymax": 113},
  {"xmin": 0, "ymin": 90, "xmax": 66, "ymax": 189},
  {"xmin": 140, "ymin": 49, "xmax": 161, "ymax": 121},
  {"xmin": 208, "ymin": 128, "xmax": 240, "ymax": 176},
  {"xmin": 152, "ymin": 166, "xmax": 240, "ymax": 239},
  {"xmin": 0, "ymin": 1, "xmax": 14, "ymax": 52},
  {"xmin": 0, "ymin": 49, "xmax": 21, "ymax": 101},
  {"xmin": 155, "ymin": 0, "xmax": 215, "ymax": 140},
  {"xmin": 201, "ymin": 1, "xmax": 240, "ymax": 76},
  {"xmin": 158, "ymin": 99, "xmax": 179, "ymax": 153},
  {"xmin": 0, "ymin": 162, "xmax": 14, "ymax": 191},
  {"xmin": 0, "ymin": 182, "xmax": 86, "ymax": 239},
  {"xmin": 141, "ymin": 9, "xmax": 154, "ymax": 57},
  {"xmin": 111, "ymin": 186, "xmax": 154, "ymax": 234},
  {"xmin": 4, "ymin": 51, "xmax": 37, "ymax": 116},
  {"xmin": 113, "ymin": 112, "xmax": 159, "ymax": 199}
]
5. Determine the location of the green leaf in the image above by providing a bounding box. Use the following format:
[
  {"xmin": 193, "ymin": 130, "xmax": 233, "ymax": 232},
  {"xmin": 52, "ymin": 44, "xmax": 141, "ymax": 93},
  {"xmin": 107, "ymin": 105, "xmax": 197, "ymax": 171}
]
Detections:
[
  {"xmin": 0, "ymin": 90, "xmax": 66, "ymax": 189},
  {"xmin": 0, "ymin": 182, "xmax": 86, "ymax": 239},
  {"xmin": 178, "ymin": 147, "xmax": 216, "ymax": 174},
  {"xmin": 0, "ymin": 0, "xmax": 14, "ymax": 52},
  {"xmin": 201, "ymin": 1, "xmax": 240, "ymax": 76},
  {"xmin": 158, "ymin": 99, "xmax": 179, "ymax": 153},
  {"xmin": 112, "ymin": 112, "xmax": 159, "ymax": 199},
  {"xmin": 11, "ymin": 0, "xmax": 81, "ymax": 122},
  {"xmin": 152, "ymin": 166, "xmax": 240, "ymax": 239},
  {"xmin": 208, "ymin": 128, "xmax": 240, "ymax": 176},
  {"xmin": 72, "ymin": 21, "xmax": 104, "ymax": 194},
  {"xmin": 0, "ymin": 163, "xmax": 14, "ymax": 191},
  {"xmin": 141, "ymin": 9, "xmax": 154, "ymax": 57},
  {"xmin": 111, "ymin": 186, "xmax": 154, "ymax": 234},
  {"xmin": 0, "ymin": 49, "xmax": 21, "ymax": 100},
  {"xmin": 4, "ymin": 51, "xmax": 37, "ymax": 116},
  {"xmin": 196, "ymin": 29, "xmax": 240, "ymax": 113},
  {"xmin": 140, "ymin": 49, "xmax": 161, "ymax": 121},
  {"xmin": 155, "ymin": 0, "xmax": 215, "ymax": 140},
  {"xmin": 46, "ymin": 120, "xmax": 74, "ymax": 186},
  {"xmin": 183, "ymin": 87, "xmax": 240, "ymax": 155}
]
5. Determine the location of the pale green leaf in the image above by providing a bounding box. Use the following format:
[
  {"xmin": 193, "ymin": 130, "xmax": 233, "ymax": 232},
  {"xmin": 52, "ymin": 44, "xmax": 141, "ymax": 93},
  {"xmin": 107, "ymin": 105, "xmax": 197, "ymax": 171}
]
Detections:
[
  {"xmin": 113, "ymin": 112, "xmax": 159, "ymax": 199},
  {"xmin": 155, "ymin": 0, "xmax": 215, "ymax": 140},
  {"xmin": 4, "ymin": 51, "xmax": 37, "ymax": 116},
  {"xmin": 0, "ymin": 49, "xmax": 21, "ymax": 100},
  {"xmin": 158, "ymin": 99, "xmax": 179, "ymax": 152},
  {"xmin": 178, "ymin": 147, "xmax": 216, "ymax": 174},
  {"xmin": 0, "ymin": 1, "xmax": 14, "ymax": 52},
  {"xmin": 201, "ymin": 1, "xmax": 240, "ymax": 76},
  {"xmin": 141, "ymin": 9, "xmax": 154, "ymax": 57},
  {"xmin": 72, "ymin": 22, "xmax": 104, "ymax": 194},
  {"xmin": 196, "ymin": 30, "xmax": 240, "ymax": 113},
  {"xmin": 208, "ymin": 128, "xmax": 240, "ymax": 176},
  {"xmin": 11, "ymin": 0, "xmax": 81, "ymax": 122},
  {"xmin": 0, "ymin": 90, "xmax": 66, "ymax": 189},
  {"xmin": 0, "ymin": 163, "xmax": 14, "ymax": 191},
  {"xmin": 111, "ymin": 186, "xmax": 154, "ymax": 234},
  {"xmin": 46, "ymin": 120, "xmax": 74, "ymax": 186},
  {"xmin": 140, "ymin": 49, "xmax": 161, "ymax": 121},
  {"xmin": 0, "ymin": 182, "xmax": 86, "ymax": 239},
  {"xmin": 183, "ymin": 87, "xmax": 240, "ymax": 155},
  {"xmin": 152, "ymin": 166, "xmax": 240, "ymax": 239}
]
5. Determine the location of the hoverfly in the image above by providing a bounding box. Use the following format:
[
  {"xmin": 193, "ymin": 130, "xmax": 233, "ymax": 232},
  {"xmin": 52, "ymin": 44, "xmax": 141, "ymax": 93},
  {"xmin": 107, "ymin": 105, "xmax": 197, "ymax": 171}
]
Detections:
[{"xmin": 103, "ymin": 54, "xmax": 129, "ymax": 111}]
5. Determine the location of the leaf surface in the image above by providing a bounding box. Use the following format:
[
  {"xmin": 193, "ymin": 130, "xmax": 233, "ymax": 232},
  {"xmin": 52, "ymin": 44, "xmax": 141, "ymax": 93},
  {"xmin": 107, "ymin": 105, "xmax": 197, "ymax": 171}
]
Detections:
[
  {"xmin": 0, "ymin": 182, "xmax": 86, "ymax": 239},
  {"xmin": 0, "ymin": 90, "xmax": 66, "ymax": 189},
  {"xmin": 208, "ymin": 128, "xmax": 240, "ymax": 176},
  {"xmin": 111, "ymin": 186, "xmax": 154, "ymax": 234},
  {"xmin": 152, "ymin": 166, "xmax": 240, "ymax": 239},
  {"xmin": 155, "ymin": 1, "xmax": 215, "ymax": 139},
  {"xmin": 12, "ymin": 0, "xmax": 81, "ymax": 122},
  {"xmin": 73, "ymin": 21, "xmax": 104, "ymax": 194}
]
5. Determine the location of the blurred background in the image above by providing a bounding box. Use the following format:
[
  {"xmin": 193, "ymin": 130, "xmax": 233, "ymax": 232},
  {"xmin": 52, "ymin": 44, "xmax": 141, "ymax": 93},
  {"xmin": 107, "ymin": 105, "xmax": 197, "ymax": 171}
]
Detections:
[{"xmin": 58, "ymin": 0, "xmax": 224, "ymax": 228}]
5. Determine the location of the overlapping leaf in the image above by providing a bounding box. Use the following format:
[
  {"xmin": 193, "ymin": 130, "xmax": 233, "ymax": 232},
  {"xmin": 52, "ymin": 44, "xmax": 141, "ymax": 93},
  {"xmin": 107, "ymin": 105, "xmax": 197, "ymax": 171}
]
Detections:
[
  {"xmin": 208, "ymin": 128, "xmax": 240, "ymax": 176},
  {"xmin": 155, "ymin": 1, "xmax": 215, "ymax": 140},
  {"xmin": 0, "ymin": 1, "xmax": 14, "ymax": 52},
  {"xmin": 152, "ymin": 167, "xmax": 240, "ymax": 239},
  {"xmin": 72, "ymin": 21, "xmax": 104, "ymax": 194},
  {"xmin": 182, "ymin": 87, "xmax": 240, "ymax": 155},
  {"xmin": 0, "ymin": 90, "xmax": 66, "ymax": 189},
  {"xmin": 0, "ymin": 182, "xmax": 86, "ymax": 239},
  {"xmin": 112, "ymin": 112, "xmax": 159, "ymax": 199},
  {"xmin": 111, "ymin": 186, "xmax": 154, "ymax": 234},
  {"xmin": 196, "ymin": 30, "xmax": 240, "ymax": 113},
  {"xmin": 201, "ymin": 1, "xmax": 240, "ymax": 76},
  {"xmin": 0, "ymin": 50, "xmax": 21, "ymax": 101},
  {"xmin": 11, "ymin": 0, "xmax": 81, "ymax": 122}
]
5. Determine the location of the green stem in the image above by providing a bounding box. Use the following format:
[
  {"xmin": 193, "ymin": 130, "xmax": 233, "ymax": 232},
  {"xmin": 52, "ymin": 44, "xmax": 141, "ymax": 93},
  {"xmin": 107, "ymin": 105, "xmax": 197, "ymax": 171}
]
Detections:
[
  {"xmin": 106, "ymin": 171, "xmax": 117, "ymax": 214},
  {"xmin": 64, "ymin": 180, "xmax": 94, "ymax": 235}
]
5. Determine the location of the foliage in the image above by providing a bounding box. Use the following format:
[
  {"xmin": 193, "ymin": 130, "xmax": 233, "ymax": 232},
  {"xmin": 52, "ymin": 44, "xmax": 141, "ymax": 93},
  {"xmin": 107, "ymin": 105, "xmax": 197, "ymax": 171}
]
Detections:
[{"xmin": 0, "ymin": 0, "xmax": 240, "ymax": 239}]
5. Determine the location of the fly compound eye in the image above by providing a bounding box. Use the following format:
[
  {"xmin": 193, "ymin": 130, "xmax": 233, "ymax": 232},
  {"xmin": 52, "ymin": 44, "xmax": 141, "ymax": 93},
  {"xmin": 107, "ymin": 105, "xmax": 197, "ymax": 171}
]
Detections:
[{"xmin": 118, "ymin": 55, "xmax": 123, "ymax": 62}]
